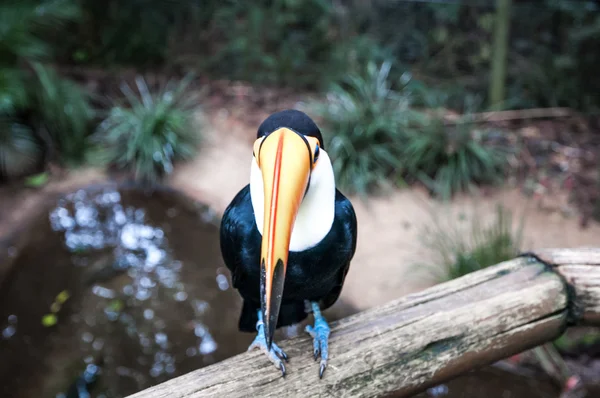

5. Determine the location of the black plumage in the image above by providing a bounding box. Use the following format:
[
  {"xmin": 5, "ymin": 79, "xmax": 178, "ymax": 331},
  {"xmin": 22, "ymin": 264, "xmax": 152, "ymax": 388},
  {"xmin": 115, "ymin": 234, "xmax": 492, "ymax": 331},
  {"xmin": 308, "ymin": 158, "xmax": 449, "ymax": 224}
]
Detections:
[
  {"xmin": 220, "ymin": 185, "xmax": 357, "ymax": 332},
  {"xmin": 257, "ymin": 109, "xmax": 324, "ymax": 148}
]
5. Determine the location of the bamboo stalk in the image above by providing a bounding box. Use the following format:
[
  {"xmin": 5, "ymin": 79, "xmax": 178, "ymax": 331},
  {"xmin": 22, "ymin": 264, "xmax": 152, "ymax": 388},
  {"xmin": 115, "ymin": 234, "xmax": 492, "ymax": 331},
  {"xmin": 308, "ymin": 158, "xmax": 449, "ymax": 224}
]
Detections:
[{"xmin": 489, "ymin": 0, "xmax": 512, "ymax": 108}]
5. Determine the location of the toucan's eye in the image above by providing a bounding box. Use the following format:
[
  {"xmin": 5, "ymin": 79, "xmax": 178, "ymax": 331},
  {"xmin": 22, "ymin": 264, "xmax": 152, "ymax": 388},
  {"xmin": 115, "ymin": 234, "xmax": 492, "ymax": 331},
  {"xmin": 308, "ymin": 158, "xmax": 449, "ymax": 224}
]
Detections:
[{"xmin": 314, "ymin": 144, "xmax": 320, "ymax": 163}]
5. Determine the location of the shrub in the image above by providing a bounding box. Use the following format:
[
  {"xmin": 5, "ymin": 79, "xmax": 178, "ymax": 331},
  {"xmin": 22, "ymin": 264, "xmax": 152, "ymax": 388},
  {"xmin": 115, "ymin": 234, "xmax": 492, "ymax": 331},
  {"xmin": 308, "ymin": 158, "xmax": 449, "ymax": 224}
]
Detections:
[
  {"xmin": 0, "ymin": 116, "xmax": 43, "ymax": 180},
  {"xmin": 60, "ymin": 0, "xmax": 192, "ymax": 66},
  {"xmin": 308, "ymin": 61, "xmax": 427, "ymax": 195},
  {"xmin": 193, "ymin": 0, "xmax": 340, "ymax": 89},
  {"xmin": 308, "ymin": 61, "xmax": 509, "ymax": 197},
  {"xmin": 91, "ymin": 75, "xmax": 200, "ymax": 184},
  {"xmin": 420, "ymin": 204, "xmax": 524, "ymax": 282},
  {"xmin": 402, "ymin": 118, "xmax": 509, "ymax": 199},
  {"xmin": 30, "ymin": 63, "xmax": 94, "ymax": 163},
  {"xmin": 0, "ymin": 1, "xmax": 92, "ymax": 178},
  {"xmin": 0, "ymin": 0, "xmax": 80, "ymax": 64}
]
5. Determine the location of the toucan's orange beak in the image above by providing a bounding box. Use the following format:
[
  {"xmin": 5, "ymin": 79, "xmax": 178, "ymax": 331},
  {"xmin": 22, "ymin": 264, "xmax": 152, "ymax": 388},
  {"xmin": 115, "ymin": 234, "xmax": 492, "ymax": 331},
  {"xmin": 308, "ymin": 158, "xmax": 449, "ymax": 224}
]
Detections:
[{"xmin": 256, "ymin": 128, "xmax": 311, "ymax": 348}]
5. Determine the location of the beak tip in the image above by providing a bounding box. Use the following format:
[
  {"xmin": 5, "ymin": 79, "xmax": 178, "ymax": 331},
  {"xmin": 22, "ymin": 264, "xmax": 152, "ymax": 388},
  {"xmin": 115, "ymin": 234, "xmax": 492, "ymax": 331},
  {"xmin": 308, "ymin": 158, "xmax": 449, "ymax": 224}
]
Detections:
[{"xmin": 265, "ymin": 320, "xmax": 275, "ymax": 350}]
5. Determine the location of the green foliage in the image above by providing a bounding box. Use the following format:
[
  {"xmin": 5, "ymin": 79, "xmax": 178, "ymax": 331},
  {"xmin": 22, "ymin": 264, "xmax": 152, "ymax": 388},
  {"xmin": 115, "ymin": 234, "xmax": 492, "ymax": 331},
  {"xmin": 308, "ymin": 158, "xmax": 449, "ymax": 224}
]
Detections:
[
  {"xmin": 554, "ymin": 329, "xmax": 600, "ymax": 352},
  {"xmin": 0, "ymin": 0, "xmax": 80, "ymax": 117},
  {"xmin": 25, "ymin": 0, "xmax": 598, "ymax": 112},
  {"xmin": 402, "ymin": 119, "xmax": 509, "ymax": 199},
  {"xmin": 0, "ymin": 1, "xmax": 94, "ymax": 178},
  {"xmin": 0, "ymin": 69, "xmax": 29, "ymax": 113},
  {"xmin": 503, "ymin": 2, "xmax": 600, "ymax": 110},
  {"xmin": 350, "ymin": 0, "xmax": 600, "ymax": 112},
  {"xmin": 31, "ymin": 63, "xmax": 94, "ymax": 163},
  {"xmin": 0, "ymin": 0, "xmax": 80, "ymax": 65},
  {"xmin": 421, "ymin": 205, "xmax": 524, "ymax": 282},
  {"xmin": 308, "ymin": 62, "xmax": 426, "ymax": 195},
  {"xmin": 310, "ymin": 61, "xmax": 508, "ymax": 197},
  {"xmin": 198, "ymin": 0, "xmax": 339, "ymax": 88},
  {"xmin": 91, "ymin": 75, "xmax": 199, "ymax": 184},
  {"xmin": 58, "ymin": 0, "xmax": 343, "ymax": 87},
  {"xmin": 0, "ymin": 64, "xmax": 93, "ymax": 173},
  {"xmin": 41, "ymin": 313, "xmax": 58, "ymax": 327},
  {"xmin": 0, "ymin": 116, "xmax": 43, "ymax": 179},
  {"xmin": 61, "ymin": 0, "xmax": 191, "ymax": 66},
  {"xmin": 24, "ymin": 171, "xmax": 49, "ymax": 187}
]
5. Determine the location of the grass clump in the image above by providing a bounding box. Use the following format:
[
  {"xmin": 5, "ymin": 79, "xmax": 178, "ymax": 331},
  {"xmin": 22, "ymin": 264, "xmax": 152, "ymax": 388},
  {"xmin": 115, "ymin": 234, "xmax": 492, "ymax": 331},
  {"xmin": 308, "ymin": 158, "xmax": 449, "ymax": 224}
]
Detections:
[
  {"xmin": 308, "ymin": 61, "xmax": 426, "ymax": 195},
  {"xmin": 0, "ymin": 0, "xmax": 93, "ymax": 180},
  {"xmin": 402, "ymin": 118, "xmax": 509, "ymax": 199},
  {"xmin": 420, "ymin": 204, "xmax": 524, "ymax": 282},
  {"xmin": 310, "ymin": 61, "xmax": 510, "ymax": 198},
  {"xmin": 91, "ymin": 75, "xmax": 200, "ymax": 185},
  {"xmin": 0, "ymin": 117, "xmax": 43, "ymax": 179},
  {"xmin": 0, "ymin": 63, "xmax": 94, "ymax": 179},
  {"xmin": 30, "ymin": 63, "xmax": 94, "ymax": 163}
]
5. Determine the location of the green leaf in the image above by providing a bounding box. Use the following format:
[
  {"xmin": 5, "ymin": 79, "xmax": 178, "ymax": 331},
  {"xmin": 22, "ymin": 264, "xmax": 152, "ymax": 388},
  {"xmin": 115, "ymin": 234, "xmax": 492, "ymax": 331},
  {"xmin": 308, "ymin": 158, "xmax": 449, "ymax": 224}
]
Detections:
[
  {"xmin": 0, "ymin": 117, "xmax": 43, "ymax": 179},
  {"xmin": 91, "ymin": 74, "xmax": 201, "ymax": 185},
  {"xmin": 24, "ymin": 172, "xmax": 49, "ymax": 187},
  {"xmin": 41, "ymin": 313, "xmax": 58, "ymax": 327},
  {"xmin": 107, "ymin": 299, "xmax": 124, "ymax": 313},
  {"xmin": 55, "ymin": 289, "xmax": 70, "ymax": 304}
]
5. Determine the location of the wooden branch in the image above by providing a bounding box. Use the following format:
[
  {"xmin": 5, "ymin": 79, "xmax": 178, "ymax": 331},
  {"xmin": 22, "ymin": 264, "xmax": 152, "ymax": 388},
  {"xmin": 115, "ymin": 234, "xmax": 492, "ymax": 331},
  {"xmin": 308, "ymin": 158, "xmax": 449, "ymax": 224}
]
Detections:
[
  {"xmin": 527, "ymin": 248, "xmax": 600, "ymax": 326},
  {"xmin": 128, "ymin": 248, "xmax": 600, "ymax": 398},
  {"xmin": 442, "ymin": 107, "xmax": 577, "ymax": 125}
]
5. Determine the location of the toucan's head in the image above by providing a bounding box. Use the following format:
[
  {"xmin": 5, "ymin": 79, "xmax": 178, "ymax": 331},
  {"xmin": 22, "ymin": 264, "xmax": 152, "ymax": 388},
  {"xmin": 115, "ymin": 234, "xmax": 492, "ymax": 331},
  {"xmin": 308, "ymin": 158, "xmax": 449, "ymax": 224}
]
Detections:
[{"xmin": 249, "ymin": 109, "xmax": 335, "ymax": 348}]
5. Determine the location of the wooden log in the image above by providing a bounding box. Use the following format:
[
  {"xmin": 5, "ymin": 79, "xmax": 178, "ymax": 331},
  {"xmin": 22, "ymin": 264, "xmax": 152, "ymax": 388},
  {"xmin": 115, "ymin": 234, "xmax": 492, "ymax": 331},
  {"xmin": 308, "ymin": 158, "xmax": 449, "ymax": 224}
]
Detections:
[
  {"xmin": 129, "ymin": 256, "xmax": 569, "ymax": 398},
  {"xmin": 526, "ymin": 248, "xmax": 600, "ymax": 326}
]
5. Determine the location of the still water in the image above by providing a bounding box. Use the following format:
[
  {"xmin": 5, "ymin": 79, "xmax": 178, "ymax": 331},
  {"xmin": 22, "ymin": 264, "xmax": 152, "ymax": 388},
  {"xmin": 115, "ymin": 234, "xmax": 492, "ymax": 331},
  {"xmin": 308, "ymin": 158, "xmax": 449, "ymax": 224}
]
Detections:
[
  {"xmin": 0, "ymin": 184, "xmax": 578, "ymax": 397},
  {"xmin": 0, "ymin": 186, "xmax": 253, "ymax": 397}
]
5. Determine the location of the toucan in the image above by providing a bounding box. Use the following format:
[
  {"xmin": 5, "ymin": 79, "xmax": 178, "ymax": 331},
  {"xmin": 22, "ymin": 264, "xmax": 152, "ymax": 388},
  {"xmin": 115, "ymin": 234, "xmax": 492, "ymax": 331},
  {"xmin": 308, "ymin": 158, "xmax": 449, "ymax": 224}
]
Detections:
[{"xmin": 220, "ymin": 109, "xmax": 357, "ymax": 378}]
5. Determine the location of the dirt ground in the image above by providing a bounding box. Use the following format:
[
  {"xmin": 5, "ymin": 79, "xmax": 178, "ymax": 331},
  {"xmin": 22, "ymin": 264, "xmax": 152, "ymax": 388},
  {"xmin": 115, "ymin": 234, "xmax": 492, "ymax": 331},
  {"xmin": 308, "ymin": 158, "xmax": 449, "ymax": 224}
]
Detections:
[{"xmin": 169, "ymin": 110, "xmax": 600, "ymax": 311}]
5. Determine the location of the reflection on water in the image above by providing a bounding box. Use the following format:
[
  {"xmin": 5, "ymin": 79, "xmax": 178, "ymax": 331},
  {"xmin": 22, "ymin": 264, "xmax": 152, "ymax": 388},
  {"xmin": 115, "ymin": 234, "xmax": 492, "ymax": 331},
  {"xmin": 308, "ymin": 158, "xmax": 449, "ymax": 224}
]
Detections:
[
  {"xmin": 0, "ymin": 185, "xmax": 251, "ymax": 397},
  {"xmin": 49, "ymin": 188, "xmax": 221, "ymax": 381}
]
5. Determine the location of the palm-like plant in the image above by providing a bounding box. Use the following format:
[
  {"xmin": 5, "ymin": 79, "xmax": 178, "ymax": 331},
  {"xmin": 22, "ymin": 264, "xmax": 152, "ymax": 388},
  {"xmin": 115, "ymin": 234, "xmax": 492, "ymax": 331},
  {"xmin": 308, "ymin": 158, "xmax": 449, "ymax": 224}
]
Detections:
[
  {"xmin": 0, "ymin": 0, "xmax": 80, "ymax": 64},
  {"xmin": 0, "ymin": 0, "xmax": 90, "ymax": 179},
  {"xmin": 402, "ymin": 118, "xmax": 509, "ymax": 199},
  {"xmin": 420, "ymin": 204, "xmax": 525, "ymax": 282},
  {"xmin": 308, "ymin": 61, "xmax": 427, "ymax": 195},
  {"xmin": 0, "ymin": 117, "xmax": 43, "ymax": 179},
  {"xmin": 31, "ymin": 63, "xmax": 94, "ymax": 163},
  {"xmin": 92, "ymin": 75, "xmax": 200, "ymax": 184}
]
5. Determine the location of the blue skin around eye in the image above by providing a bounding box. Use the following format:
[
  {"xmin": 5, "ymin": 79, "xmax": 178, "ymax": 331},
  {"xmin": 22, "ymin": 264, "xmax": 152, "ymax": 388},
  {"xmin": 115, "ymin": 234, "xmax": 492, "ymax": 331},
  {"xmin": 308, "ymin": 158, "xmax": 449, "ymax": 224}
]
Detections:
[{"xmin": 314, "ymin": 145, "xmax": 319, "ymax": 162}]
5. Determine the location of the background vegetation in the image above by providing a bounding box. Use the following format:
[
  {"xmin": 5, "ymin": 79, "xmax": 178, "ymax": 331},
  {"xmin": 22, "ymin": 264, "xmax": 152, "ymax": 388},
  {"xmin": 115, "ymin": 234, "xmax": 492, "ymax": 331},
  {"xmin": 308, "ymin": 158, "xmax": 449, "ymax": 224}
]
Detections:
[
  {"xmin": 1, "ymin": 0, "xmax": 598, "ymax": 196},
  {"xmin": 43, "ymin": 0, "xmax": 600, "ymax": 112}
]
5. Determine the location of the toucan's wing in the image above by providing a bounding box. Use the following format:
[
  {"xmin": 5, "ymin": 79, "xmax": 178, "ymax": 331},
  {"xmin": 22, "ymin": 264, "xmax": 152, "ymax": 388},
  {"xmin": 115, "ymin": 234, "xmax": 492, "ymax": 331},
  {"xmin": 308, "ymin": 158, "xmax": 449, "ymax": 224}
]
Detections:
[
  {"xmin": 320, "ymin": 189, "xmax": 357, "ymax": 310},
  {"xmin": 219, "ymin": 184, "xmax": 255, "ymax": 289}
]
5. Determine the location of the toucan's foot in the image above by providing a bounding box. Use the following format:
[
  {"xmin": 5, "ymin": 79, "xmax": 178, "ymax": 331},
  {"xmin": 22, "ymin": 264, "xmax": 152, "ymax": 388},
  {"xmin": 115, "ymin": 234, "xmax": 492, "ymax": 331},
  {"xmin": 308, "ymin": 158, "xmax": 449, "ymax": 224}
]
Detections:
[
  {"xmin": 305, "ymin": 301, "xmax": 331, "ymax": 379},
  {"xmin": 248, "ymin": 310, "xmax": 288, "ymax": 377}
]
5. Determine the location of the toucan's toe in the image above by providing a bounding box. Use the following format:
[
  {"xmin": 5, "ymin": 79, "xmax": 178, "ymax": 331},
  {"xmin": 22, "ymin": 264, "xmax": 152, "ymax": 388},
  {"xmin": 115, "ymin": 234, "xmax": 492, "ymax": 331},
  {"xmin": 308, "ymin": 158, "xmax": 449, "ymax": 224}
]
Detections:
[
  {"xmin": 305, "ymin": 302, "xmax": 331, "ymax": 379},
  {"xmin": 248, "ymin": 313, "xmax": 289, "ymax": 378}
]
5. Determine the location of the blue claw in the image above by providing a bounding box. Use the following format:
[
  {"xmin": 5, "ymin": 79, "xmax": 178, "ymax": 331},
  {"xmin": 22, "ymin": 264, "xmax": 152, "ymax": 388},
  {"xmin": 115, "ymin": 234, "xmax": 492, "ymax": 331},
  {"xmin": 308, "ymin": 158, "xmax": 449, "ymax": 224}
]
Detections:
[
  {"xmin": 305, "ymin": 302, "xmax": 331, "ymax": 379},
  {"xmin": 248, "ymin": 310, "xmax": 288, "ymax": 377}
]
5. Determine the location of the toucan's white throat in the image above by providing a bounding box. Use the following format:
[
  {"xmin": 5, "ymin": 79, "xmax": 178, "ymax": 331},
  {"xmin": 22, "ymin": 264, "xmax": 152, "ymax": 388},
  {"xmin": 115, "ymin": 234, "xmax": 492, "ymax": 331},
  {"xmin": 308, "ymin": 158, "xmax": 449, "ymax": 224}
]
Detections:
[{"xmin": 249, "ymin": 150, "xmax": 336, "ymax": 252}]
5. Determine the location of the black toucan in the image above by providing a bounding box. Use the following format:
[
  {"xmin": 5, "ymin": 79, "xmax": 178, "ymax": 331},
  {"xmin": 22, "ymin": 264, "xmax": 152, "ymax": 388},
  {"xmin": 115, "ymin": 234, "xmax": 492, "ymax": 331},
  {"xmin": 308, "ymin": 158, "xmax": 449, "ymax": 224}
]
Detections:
[{"xmin": 220, "ymin": 109, "xmax": 357, "ymax": 378}]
